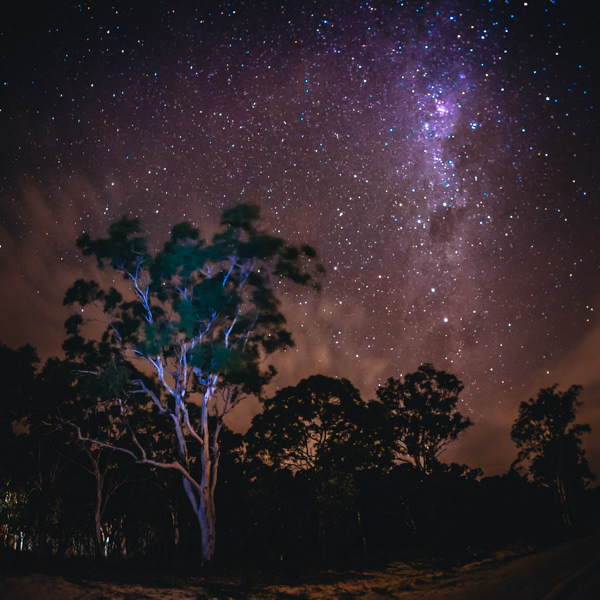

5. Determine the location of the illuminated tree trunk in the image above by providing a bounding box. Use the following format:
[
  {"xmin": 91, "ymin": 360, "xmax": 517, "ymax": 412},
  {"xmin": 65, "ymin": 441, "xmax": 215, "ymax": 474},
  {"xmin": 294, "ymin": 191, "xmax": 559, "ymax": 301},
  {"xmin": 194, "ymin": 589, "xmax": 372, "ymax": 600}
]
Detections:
[
  {"xmin": 175, "ymin": 385, "xmax": 221, "ymax": 565},
  {"xmin": 94, "ymin": 510, "xmax": 104, "ymax": 558},
  {"xmin": 182, "ymin": 476, "xmax": 216, "ymax": 563}
]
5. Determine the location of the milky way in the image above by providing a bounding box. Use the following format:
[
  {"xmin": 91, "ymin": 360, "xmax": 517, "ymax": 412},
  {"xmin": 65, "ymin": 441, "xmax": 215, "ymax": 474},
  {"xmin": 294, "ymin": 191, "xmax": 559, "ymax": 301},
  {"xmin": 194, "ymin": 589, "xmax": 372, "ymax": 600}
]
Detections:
[{"xmin": 1, "ymin": 0, "xmax": 598, "ymax": 474}]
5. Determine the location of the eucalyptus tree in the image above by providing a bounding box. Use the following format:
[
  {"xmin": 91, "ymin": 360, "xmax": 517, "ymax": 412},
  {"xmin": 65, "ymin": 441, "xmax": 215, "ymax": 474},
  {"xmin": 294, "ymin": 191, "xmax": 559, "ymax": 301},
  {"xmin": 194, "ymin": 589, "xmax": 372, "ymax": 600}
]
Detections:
[
  {"xmin": 63, "ymin": 203, "xmax": 321, "ymax": 563},
  {"xmin": 247, "ymin": 375, "xmax": 368, "ymax": 472},
  {"xmin": 246, "ymin": 375, "xmax": 374, "ymax": 559},
  {"xmin": 511, "ymin": 384, "xmax": 593, "ymax": 527},
  {"xmin": 39, "ymin": 354, "xmax": 141, "ymax": 558},
  {"xmin": 376, "ymin": 364, "xmax": 473, "ymax": 474},
  {"xmin": 0, "ymin": 343, "xmax": 40, "ymax": 551}
]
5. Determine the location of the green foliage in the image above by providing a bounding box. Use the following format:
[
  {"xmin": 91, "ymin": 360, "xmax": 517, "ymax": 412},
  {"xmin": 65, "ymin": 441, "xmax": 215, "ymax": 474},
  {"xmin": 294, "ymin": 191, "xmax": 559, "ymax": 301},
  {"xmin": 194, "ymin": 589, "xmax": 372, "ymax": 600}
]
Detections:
[
  {"xmin": 77, "ymin": 216, "xmax": 148, "ymax": 273},
  {"xmin": 150, "ymin": 225, "xmax": 207, "ymax": 287},
  {"xmin": 62, "ymin": 279, "xmax": 103, "ymax": 307},
  {"xmin": 170, "ymin": 221, "xmax": 200, "ymax": 243},
  {"xmin": 64, "ymin": 203, "xmax": 321, "ymax": 397},
  {"xmin": 142, "ymin": 322, "xmax": 174, "ymax": 355},
  {"xmin": 62, "ymin": 281, "xmax": 123, "ymax": 315},
  {"xmin": 376, "ymin": 363, "xmax": 473, "ymax": 473},
  {"xmin": 62, "ymin": 203, "xmax": 322, "ymax": 562}
]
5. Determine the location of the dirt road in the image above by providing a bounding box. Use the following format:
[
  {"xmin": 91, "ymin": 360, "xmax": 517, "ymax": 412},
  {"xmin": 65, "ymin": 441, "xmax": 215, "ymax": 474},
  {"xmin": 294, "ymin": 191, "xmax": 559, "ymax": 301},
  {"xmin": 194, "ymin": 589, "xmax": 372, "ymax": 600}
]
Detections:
[{"xmin": 390, "ymin": 531, "xmax": 600, "ymax": 599}]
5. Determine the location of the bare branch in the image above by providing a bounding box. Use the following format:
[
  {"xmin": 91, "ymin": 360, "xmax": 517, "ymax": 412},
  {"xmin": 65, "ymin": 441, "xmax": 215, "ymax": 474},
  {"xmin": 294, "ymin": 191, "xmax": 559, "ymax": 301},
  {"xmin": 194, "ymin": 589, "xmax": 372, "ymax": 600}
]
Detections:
[
  {"xmin": 128, "ymin": 258, "xmax": 153, "ymax": 324},
  {"xmin": 73, "ymin": 424, "xmax": 203, "ymax": 490}
]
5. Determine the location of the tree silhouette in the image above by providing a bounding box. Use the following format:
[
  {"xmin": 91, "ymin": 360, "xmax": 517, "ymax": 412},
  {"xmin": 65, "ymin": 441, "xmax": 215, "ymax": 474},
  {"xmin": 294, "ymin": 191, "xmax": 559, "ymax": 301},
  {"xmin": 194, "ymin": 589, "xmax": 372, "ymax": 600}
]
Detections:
[
  {"xmin": 63, "ymin": 203, "xmax": 321, "ymax": 563},
  {"xmin": 0, "ymin": 342, "xmax": 38, "ymax": 432},
  {"xmin": 375, "ymin": 364, "xmax": 472, "ymax": 474},
  {"xmin": 38, "ymin": 355, "xmax": 142, "ymax": 558},
  {"xmin": 0, "ymin": 343, "xmax": 42, "ymax": 552},
  {"xmin": 246, "ymin": 375, "xmax": 372, "ymax": 560},
  {"xmin": 511, "ymin": 384, "xmax": 594, "ymax": 528},
  {"xmin": 247, "ymin": 375, "xmax": 368, "ymax": 472}
]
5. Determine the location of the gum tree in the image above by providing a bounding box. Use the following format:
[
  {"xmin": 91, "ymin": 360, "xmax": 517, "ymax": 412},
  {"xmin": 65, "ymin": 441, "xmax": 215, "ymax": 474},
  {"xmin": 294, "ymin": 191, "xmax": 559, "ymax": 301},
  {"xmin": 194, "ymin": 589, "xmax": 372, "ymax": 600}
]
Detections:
[
  {"xmin": 63, "ymin": 203, "xmax": 321, "ymax": 563},
  {"xmin": 246, "ymin": 375, "xmax": 368, "ymax": 472},
  {"xmin": 376, "ymin": 364, "xmax": 473, "ymax": 474},
  {"xmin": 246, "ymin": 375, "xmax": 370, "ymax": 559},
  {"xmin": 40, "ymin": 354, "xmax": 141, "ymax": 558},
  {"xmin": 511, "ymin": 384, "xmax": 593, "ymax": 527}
]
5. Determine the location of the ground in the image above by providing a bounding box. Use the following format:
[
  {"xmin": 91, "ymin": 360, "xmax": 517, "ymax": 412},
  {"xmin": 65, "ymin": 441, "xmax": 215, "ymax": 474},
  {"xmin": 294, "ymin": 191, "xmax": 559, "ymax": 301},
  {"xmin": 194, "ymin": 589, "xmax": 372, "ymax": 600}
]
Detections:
[{"xmin": 1, "ymin": 532, "xmax": 599, "ymax": 599}]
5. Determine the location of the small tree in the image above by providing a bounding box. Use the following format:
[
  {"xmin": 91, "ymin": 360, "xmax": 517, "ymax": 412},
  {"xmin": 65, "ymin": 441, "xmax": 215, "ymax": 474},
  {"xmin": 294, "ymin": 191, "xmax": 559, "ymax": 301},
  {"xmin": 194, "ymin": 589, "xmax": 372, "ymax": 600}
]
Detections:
[
  {"xmin": 63, "ymin": 203, "xmax": 321, "ymax": 563},
  {"xmin": 511, "ymin": 384, "xmax": 594, "ymax": 528},
  {"xmin": 375, "ymin": 363, "xmax": 472, "ymax": 474}
]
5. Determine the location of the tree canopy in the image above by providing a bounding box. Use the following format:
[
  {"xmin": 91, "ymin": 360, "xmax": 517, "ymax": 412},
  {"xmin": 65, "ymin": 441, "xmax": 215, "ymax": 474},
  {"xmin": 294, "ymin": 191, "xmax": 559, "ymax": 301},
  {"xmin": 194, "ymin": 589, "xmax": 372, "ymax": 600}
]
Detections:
[
  {"xmin": 62, "ymin": 203, "xmax": 323, "ymax": 563},
  {"xmin": 375, "ymin": 363, "xmax": 473, "ymax": 474},
  {"xmin": 2, "ymin": 207, "xmax": 598, "ymax": 567},
  {"xmin": 246, "ymin": 374, "xmax": 370, "ymax": 472},
  {"xmin": 511, "ymin": 384, "xmax": 593, "ymax": 527}
]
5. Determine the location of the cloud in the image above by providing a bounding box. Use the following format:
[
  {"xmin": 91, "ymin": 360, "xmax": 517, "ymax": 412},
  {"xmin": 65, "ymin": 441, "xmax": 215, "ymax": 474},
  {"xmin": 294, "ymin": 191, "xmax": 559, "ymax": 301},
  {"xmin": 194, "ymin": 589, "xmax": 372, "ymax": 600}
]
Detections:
[
  {"xmin": 0, "ymin": 180, "xmax": 102, "ymax": 357},
  {"xmin": 551, "ymin": 322, "xmax": 600, "ymax": 391}
]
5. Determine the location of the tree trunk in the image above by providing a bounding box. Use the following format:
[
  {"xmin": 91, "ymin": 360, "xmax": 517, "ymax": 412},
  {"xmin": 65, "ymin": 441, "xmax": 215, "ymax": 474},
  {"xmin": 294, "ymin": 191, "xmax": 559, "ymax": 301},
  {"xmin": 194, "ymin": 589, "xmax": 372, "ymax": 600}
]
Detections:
[
  {"xmin": 554, "ymin": 475, "xmax": 576, "ymax": 528},
  {"xmin": 554, "ymin": 443, "xmax": 577, "ymax": 529},
  {"xmin": 356, "ymin": 510, "xmax": 368, "ymax": 559},
  {"xmin": 94, "ymin": 512, "xmax": 104, "ymax": 558},
  {"xmin": 182, "ymin": 475, "xmax": 216, "ymax": 564},
  {"xmin": 191, "ymin": 380, "xmax": 219, "ymax": 564},
  {"xmin": 94, "ymin": 467, "xmax": 105, "ymax": 558},
  {"xmin": 199, "ymin": 484, "xmax": 216, "ymax": 564},
  {"xmin": 119, "ymin": 517, "xmax": 127, "ymax": 558},
  {"xmin": 171, "ymin": 510, "xmax": 180, "ymax": 549}
]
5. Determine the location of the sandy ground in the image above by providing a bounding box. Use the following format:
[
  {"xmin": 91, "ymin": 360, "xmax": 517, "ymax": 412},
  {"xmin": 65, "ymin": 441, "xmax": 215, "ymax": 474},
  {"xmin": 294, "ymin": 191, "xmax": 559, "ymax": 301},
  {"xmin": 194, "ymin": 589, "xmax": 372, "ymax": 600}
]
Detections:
[
  {"xmin": 1, "ymin": 532, "xmax": 599, "ymax": 599},
  {"xmin": 0, "ymin": 574, "xmax": 206, "ymax": 600}
]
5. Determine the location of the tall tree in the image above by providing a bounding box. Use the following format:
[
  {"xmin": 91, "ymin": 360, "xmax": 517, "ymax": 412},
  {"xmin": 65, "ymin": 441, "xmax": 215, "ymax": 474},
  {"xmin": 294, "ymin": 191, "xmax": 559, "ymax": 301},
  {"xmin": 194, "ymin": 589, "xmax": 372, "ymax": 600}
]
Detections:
[
  {"xmin": 38, "ymin": 355, "xmax": 139, "ymax": 558},
  {"xmin": 511, "ymin": 384, "xmax": 594, "ymax": 528},
  {"xmin": 375, "ymin": 363, "xmax": 473, "ymax": 474},
  {"xmin": 246, "ymin": 375, "xmax": 368, "ymax": 472},
  {"xmin": 63, "ymin": 203, "xmax": 321, "ymax": 563},
  {"xmin": 0, "ymin": 343, "xmax": 41, "ymax": 552},
  {"xmin": 246, "ymin": 375, "xmax": 372, "ymax": 560}
]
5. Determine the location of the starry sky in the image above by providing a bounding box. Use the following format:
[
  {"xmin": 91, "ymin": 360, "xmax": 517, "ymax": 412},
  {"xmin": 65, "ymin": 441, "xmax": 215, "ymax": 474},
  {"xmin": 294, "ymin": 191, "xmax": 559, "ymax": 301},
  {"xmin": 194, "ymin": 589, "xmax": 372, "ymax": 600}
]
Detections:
[{"xmin": 1, "ymin": 0, "xmax": 598, "ymax": 476}]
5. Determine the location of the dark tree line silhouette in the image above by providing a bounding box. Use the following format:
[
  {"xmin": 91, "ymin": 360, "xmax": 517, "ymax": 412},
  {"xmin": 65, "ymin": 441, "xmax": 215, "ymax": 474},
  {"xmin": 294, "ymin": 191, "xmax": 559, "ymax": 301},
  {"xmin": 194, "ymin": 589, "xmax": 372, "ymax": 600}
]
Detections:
[{"xmin": 0, "ymin": 205, "xmax": 596, "ymax": 567}]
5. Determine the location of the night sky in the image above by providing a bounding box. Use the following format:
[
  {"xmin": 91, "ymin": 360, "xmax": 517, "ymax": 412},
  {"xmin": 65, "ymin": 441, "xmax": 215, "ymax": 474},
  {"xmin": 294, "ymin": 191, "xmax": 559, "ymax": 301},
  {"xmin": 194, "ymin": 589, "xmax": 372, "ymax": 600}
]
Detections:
[{"xmin": 1, "ymin": 0, "xmax": 598, "ymax": 476}]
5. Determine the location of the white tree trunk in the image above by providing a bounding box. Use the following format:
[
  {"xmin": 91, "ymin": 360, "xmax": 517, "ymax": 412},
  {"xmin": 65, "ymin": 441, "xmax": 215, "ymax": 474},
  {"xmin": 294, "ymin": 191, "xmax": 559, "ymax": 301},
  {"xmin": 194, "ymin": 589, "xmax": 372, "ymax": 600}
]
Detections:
[{"xmin": 182, "ymin": 474, "xmax": 216, "ymax": 563}]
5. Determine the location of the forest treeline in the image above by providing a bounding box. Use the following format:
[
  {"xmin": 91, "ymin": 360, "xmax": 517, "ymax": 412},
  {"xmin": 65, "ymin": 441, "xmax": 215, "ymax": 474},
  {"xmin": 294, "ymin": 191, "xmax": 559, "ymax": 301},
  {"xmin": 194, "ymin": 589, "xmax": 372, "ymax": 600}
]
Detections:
[{"xmin": 0, "ymin": 204, "xmax": 596, "ymax": 567}]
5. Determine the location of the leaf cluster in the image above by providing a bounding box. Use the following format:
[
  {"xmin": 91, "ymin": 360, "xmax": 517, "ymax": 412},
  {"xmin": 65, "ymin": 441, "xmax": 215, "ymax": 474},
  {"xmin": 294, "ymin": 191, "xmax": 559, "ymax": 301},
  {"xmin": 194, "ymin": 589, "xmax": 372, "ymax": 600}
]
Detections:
[
  {"xmin": 64, "ymin": 203, "xmax": 323, "ymax": 396},
  {"xmin": 376, "ymin": 363, "xmax": 473, "ymax": 472},
  {"xmin": 247, "ymin": 375, "xmax": 368, "ymax": 472},
  {"xmin": 511, "ymin": 384, "xmax": 593, "ymax": 488},
  {"xmin": 76, "ymin": 217, "xmax": 148, "ymax": 274}
]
